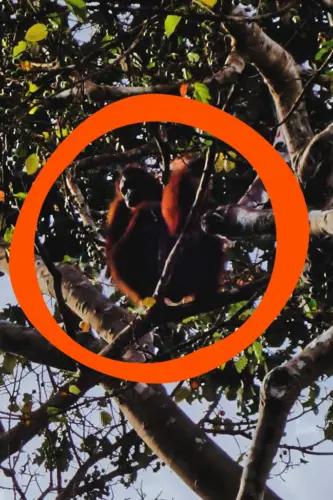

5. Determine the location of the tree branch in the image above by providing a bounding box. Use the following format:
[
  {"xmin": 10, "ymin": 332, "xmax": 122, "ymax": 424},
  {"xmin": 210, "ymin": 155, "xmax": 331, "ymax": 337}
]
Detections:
[
  {"xmin": 0, "ymin": 321, "xmax": 76, "ymax": 371},
  {"xmin": 237, "ymin": 322, "xmax": 333, "ymax": 499}
]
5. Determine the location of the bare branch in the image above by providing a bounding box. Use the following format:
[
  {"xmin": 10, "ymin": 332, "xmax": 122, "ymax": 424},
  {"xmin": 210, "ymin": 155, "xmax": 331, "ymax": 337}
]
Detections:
[
  {"xmin": 0, "ymin": 321, "xmax": 76, "ymax": 371},
  {"xmin": 297, "ymin": 121, "xmax": 333, "ymax": 196}
]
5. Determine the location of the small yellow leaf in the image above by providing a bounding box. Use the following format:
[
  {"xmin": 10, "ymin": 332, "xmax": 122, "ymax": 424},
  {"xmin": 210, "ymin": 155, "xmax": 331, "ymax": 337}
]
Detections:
[
  {"xmin": 29, "ymin": 105, "xmax": 39, "ymax": 115},
  {"xmin": 215, "ymin": 153, "xmax": 225, "ymax": 172},
  {"xmin": 4, "ymin": 227, "xmax": 14, "ymax": 243},
  {"xmin": 164, "ymin": 15, "xmax": 181, "ymax": 38},
  {"xmin": 195, "ymin": 0, "xmax": 217, "ymax": 8},
  {"xmin": 28, "ymin": 81, "xmax": 39, "ymax": 93},
  {"xmin": 25, "ymin": 153, "xmax": 40, "ymax": 175},
  {"xmin": 13, "ymin": 40, "xmax": 27, "ymax": 58},
  {"xmin": 224, "ymin": 160, "xmax": 236, "ymax": 173},
  {"xmin": 25, "ymin": 23, "xmax": 48, "ymax": 42},
  {"xmin": 142, "ymin": 297, "xmax": 156, "ymax": 308},
  {"xmin": 68, "ymin": 385, "xmax": 81, "ymax": 395},
  {"xmin": 55, "ymin": 127, "xmax": 69, "ymax": 138}
]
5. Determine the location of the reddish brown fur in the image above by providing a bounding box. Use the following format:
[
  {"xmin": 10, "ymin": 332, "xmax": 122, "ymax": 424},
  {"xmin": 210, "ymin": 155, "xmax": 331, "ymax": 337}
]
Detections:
[{"xmin": 106, "ymin": 159, "xmax": 226, "ymax": 305}]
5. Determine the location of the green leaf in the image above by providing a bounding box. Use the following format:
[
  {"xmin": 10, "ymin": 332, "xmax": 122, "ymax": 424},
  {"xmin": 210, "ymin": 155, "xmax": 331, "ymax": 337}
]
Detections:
[
  {"xmin": 25, "ymin": 153, "xmax": 40, "ymax": 175},
  {"xmin": 325, "ymin": 421, "xmax": 333, "ymax": 440},
  {"xmin": 23, "ymin": 393, "xmax": 32, "ymax": 403},
  {"xmin": 225, "ymin": 386, "xmax": 238, "ymax": 401},
  {"xmin": 182, "ymin": 316, "xmax": 197, "ymax": 324},
  {"xmin": 63, "ymin": 255, "xmax": 73, "ymax": 263},
  {"xmin": 234, "ymin": 354, "xmax": 248, "ymax": 374},
  {"xmin": 17, "ymin": 146, "xmax": 28, "ymax": 158},
  {"xmin": 25, "ymin": 24, "xmax": 48, "ymax": 42},
  {"xmin": 164, "ymin": 15, "xmax": 181, "ymax": 38},
  {"xmin": 102, "ymin": 34, "xmax": 113, "ymax": 43},
  {"xmin": 100, "ymin": 410, "xmax": 112, "ymax": 426},
  {"xmin": 66, "ymin": 0, "xmax": 87, "ymax": 23},
  {"xmin": 227, "ymin": 300, "xmax": 247, "ymax": 318},
  {"xmin": 8, "ymin": 402, "xmax": 20, "ymax": 413},
  {"xmin": 224, "ymin": 160, "xmax": 236, "ymax": 173},
  {"xmin": 315, "ymin": 40, "xmax": 333, "ymax": 61},
  {"xmin": 252, "ymin": 341, "xmax": 264, "ymax": 362},
  {"xmin": 174, "ymin": 387, "xmax": 191, "ymax": 403},
  {"xmin": 147, "ymin": 59, "xmax": 156, "ymax": 69},
  {"xmin": 213, "ymin": 332, "xmax": 223, "ymax": 342},
  {"xmin": 13, "ymin": 192, "xmax": 27, "ymax": 200},
  {"xmin": 315, "ymin": 48, "xmax": 330, "ymax": 61},
  {"xmin": 48, "ymin": 13, "xmax": 62, "ymax": 27},
  {"xmin": 2, "ymin": 353, "xmax": 17, "ymax": 374},
  {"xmin": 68, "ymin": 385, "xmax": 81, "ymax": 395},
  {"xmin": 4, "ymin": 226, "xmax": 14, "ymax": 243},
  {"xmin": 308, "ymin": 298, "xmax": 318, "ymax": 311},
  {"xmin": 13, "ymin": 41, "xmax": 27, "ymax": 58},
  {"xmin": 47, "ymin": 406, "xmax": 59, "ymax": 415},
  {"xmin": 193, "ymin": 82, "xmax": 211, "ymax": 104},
  {"xmin": 187, "ymin": 52, "xmax": 200, "ymax": 64},
  {"xmin": 66, "ymin": 0, "xmax": 86, "ymax": 9},
  {"xmin": 55, "ymin": 127, "xmax": 69, "ymax": 138}
]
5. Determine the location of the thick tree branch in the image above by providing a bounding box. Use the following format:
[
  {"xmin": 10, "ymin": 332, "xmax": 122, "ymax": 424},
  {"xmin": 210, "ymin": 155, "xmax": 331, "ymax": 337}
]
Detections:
[
  {"xmin": 320, "ymin": 0, "xmax": 333, "ymax": 12},
  {"xmin": 203, "ymin": 205, "xmax": 333, "ymax": 238},
  {"xmin": 116, "ymin": 383, "xmax": 282, "ymax": 500},
  {"xmin": 222, "ymin": 7, "xmax": 314, "ymax": 178},
  {"xmin": 237, "ymin": 323, "xmax": 333, "ymax": 500},
  {"xmin": 297, "ymin": 122, "xmax": 333, "ymax": 198},
  {"xmin": 0, "ymin": 321, "xmax": 76, "ymax": 371}
]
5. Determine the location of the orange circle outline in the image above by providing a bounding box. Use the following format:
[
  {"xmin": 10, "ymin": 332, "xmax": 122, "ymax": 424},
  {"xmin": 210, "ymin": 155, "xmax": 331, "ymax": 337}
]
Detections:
[{"xmin": 9, "ymin": 94, "xmax": 309, "ymax": 383}]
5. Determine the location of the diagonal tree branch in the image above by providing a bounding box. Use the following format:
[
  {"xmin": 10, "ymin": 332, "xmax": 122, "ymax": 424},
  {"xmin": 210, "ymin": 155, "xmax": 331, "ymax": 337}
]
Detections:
[
  {"xmin": 0, "ymin": 321, "xmax": 76, "ymax": 372},
  {"xmin": 237, "ymin": 322, "xmax": 333, "ymax": 500}
]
